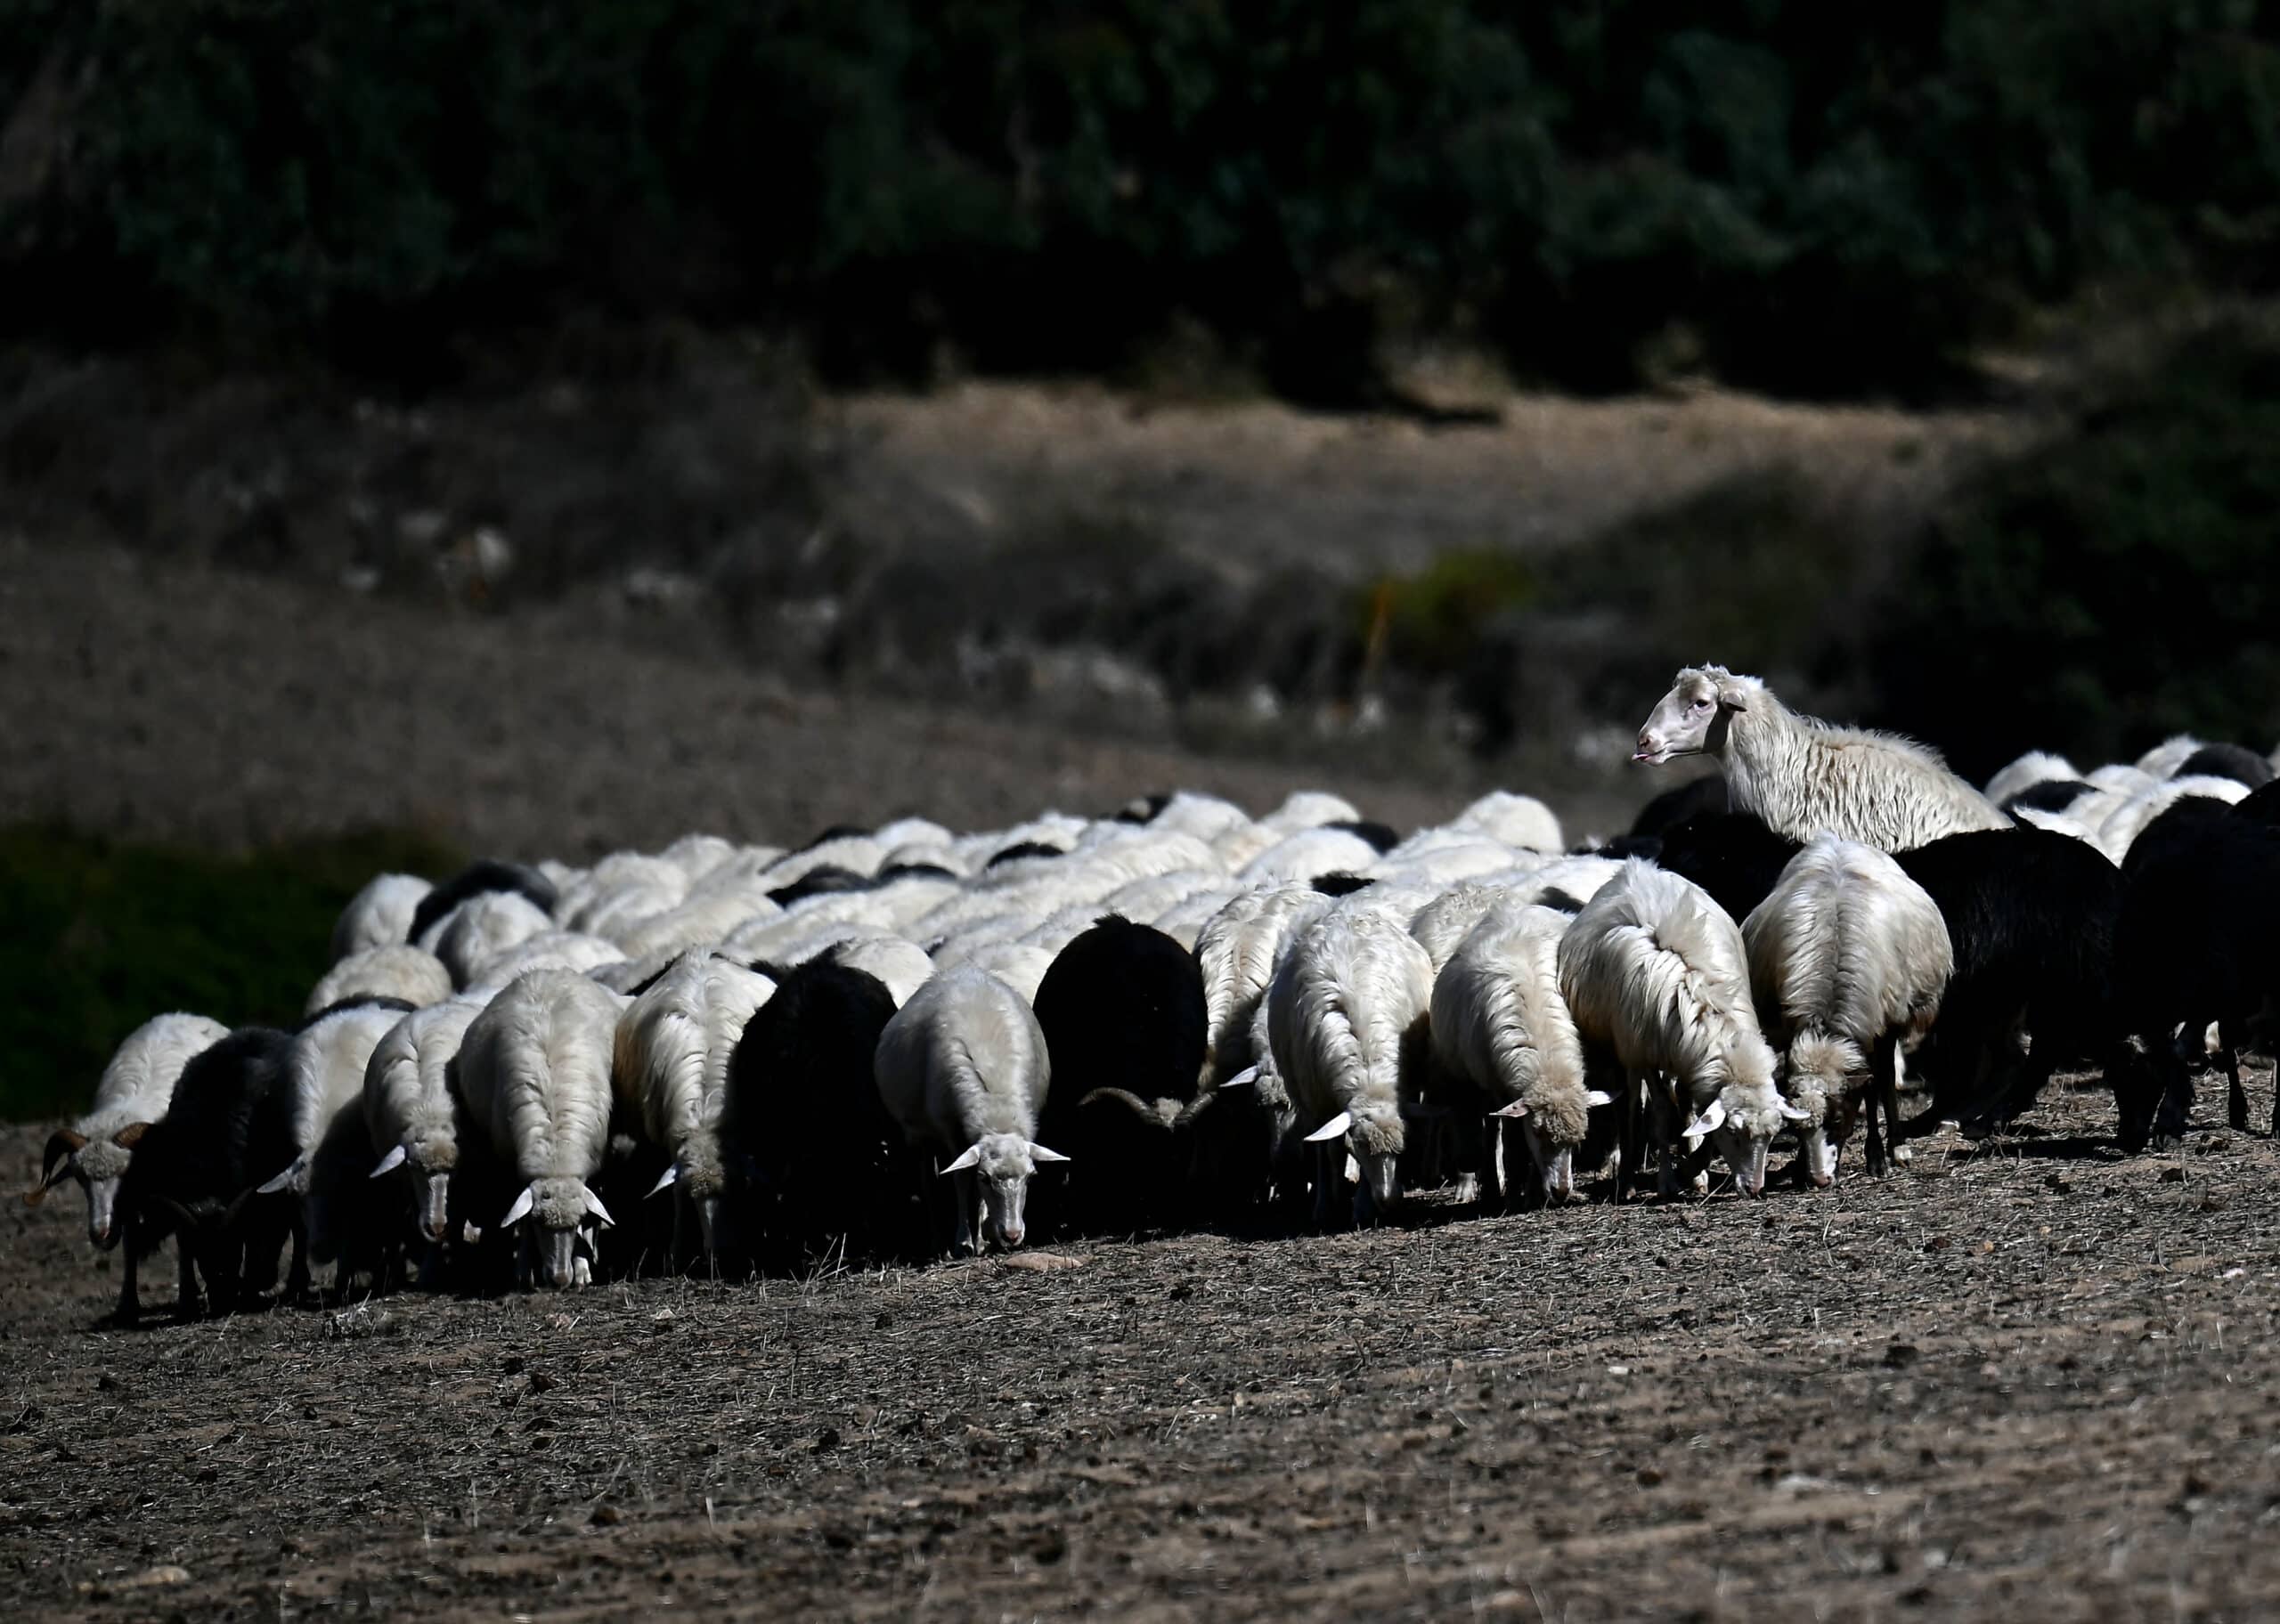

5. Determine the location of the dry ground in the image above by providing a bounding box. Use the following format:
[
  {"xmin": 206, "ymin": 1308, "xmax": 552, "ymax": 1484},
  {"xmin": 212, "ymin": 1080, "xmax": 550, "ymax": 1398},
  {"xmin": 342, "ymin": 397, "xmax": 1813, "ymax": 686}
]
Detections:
[{"xmin": 5, "ymin": 1072, "xmax": 2280, "ymax": 1621}]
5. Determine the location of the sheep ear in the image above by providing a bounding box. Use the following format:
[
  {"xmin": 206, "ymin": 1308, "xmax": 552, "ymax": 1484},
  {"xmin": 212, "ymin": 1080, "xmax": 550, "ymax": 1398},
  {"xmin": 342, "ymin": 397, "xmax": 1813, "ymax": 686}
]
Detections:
[
  {"xmin": 1583, "ymin": 1091, "xmax": 1615, "ymax": 1108},
  {"xmin": 1776, "ymin": 1099, "xmax": 1811, "ymax": 1123},
  {"xmin": 1305, "ymin": 1110, "xmax": 1354, "ymax": 1143},
  {"xmin": 369, "ymin": 1143, "xmax": 409, "ymax": 1179},
  {"xmin": 1683, "ymin": 1100, "xmax": 1727, "ymax": 1141},
  {"xmin": 582, "ymin": 1189, "xmax": 615, "ymax": 1229},
  {"xmin": 941, "ymin": 1144, "xmax": 982, "ymax": 1173},
  {"xmin": 647, "ymin": 1164, "xmax": 680, "ymax": 1198},
  {"xmin": 1028, "ymin": 1142, "xmax": 1070, "ymax": 1164},
  {"xmin": 110, "ymin": 1123, "xmax": 151, "ymax": 1150},
  {"xmin": 256, "ymin": 1160, "xmax": 302, "ymax": 1197},
  {"xmin": 1714, "ymin": 675, "xmax": 1748, "ymax": 711},
  {"xmin": 1217, "ymin": 1066, "xmax": 1259, "ymax": 1091},
  {"xmin": 1343, "ymin": 1154, "xmax": 1362, "ymax": 1182},
  {"xmin": 1490, "ymin": 1100, "xmax": 1531, "ymax": 1119},
  {"xmin": 500, "ymin": 1185, "xmax": 537, "ymax": 1230}
]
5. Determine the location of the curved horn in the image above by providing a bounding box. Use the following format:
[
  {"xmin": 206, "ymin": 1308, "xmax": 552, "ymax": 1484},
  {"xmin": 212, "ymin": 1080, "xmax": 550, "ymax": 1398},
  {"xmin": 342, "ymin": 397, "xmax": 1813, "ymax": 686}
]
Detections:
[
  {"xmin": 156, "ymin": 1196, "xmax": 198, "ymax": 1232},
  {"xmin": 582, "ymin": 1188, "xmax": 615, "ymax": 1229},
  {"xmin": 369, "ymin": 1143, "xmax": 409, "ymax": 1179},
  {"xmin": 1305, "ymin": 1110, "xmax": 1354, "ymax": 1144},
  {"xmin": 110, "ymin": 1122, "xmax": 151, "ymax": 1150},
  {"xmin": 500, "ymin": 1184, "xmax": 537, "ymax": 1230},
  {"xmin": 1078, "ymin": 1087, "xmax": 1178, "ymax": 1128},
  {"xmin": 646, "ymin": 1164, "xmax": 680, "ymax": 1198},
  {"xmin": 30, "ymin": 1129, "xmax": 88, "ymax": 1202}
]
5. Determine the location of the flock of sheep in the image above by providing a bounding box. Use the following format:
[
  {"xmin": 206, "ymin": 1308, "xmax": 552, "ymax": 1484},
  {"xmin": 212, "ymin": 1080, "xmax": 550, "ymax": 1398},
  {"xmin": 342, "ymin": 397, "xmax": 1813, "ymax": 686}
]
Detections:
[{"xmin": 28, "ymin": 663, "xmax": 2280, "ymax": 1318}]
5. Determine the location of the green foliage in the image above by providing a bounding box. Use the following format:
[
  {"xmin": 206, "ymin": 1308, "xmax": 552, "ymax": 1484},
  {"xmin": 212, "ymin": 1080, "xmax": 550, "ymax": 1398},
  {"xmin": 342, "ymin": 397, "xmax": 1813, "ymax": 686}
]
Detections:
[
  {"xmin": 3, "ymin": 2, "xmax": 2276, "ymax": 392},
  {"xmin": 0, "ymin": 826, "xmax": 460, "ymax": 1124},
  {"xmin": 1869, "ymin": 316, "xmax": 2280, "ymax": 778}
]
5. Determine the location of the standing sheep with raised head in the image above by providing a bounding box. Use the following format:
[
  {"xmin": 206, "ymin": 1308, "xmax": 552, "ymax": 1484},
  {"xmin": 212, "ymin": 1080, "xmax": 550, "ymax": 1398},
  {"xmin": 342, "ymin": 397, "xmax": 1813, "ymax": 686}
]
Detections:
[
  {"xmin": 110, "ymin": 1028, "xmax": 298, "ymax": 1322},
  {"xmin": 1557, "ymin": 860, "xmax": 1803, "ymax": 1198},
  {"xmin": 1266, "ymin": 906, "xmax": 1436, "ymax": 1224},
  {"xmin": 612, "ymin": 950, "xmax": 777, "ymax": 1269},
  {"xmin": 1429, "ymin": 904, "xmax": 1611, "ymax": 1206},
  {"xmin": 874, "ymin": 964, "xmax": 1064, "ymax": 1255},
  {"xmin": 455, "ymin": 969, "xmax": 628, "ymax": 1289},
  {"xmin": 362, "ymin": 997, "xmax": 487, "ymax": 1278},
  {"xmin": 26, "ymin": 1012, "xmax": 230, "ymax": 1253},
  {"xmin": 1634, "ymin": 665, "xmax": 2008, "ymax": 849},
  {"xmin": 1741, "ymin": 837, "xmax": 1952, "ymax": 1184}
]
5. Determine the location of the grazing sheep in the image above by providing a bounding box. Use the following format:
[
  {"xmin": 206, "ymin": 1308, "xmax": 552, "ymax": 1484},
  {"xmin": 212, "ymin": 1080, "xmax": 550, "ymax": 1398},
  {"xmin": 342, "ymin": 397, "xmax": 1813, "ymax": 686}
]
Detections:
[
  {"xmin": 612, "ymin": 951, "xmax": 777, "ymax": 1267},
  {"xmin": 1371, "ymin": 840, "xmax": 1525, "ymax": 889},
  {"xmin": 1032, "ymin": 917, "xmax": 1210, "ymax": 1234},
  {"xmin": 1742, "ymin": 837, "xmax": 1952, "ymax": 1184},
  {"xmin": 1266, "ymin": 906, "xmax": 1436, "ymax": 1222},
  {"xmin": 431, "ymin": 891, "xmax": 556, "ymax": 988},
  {"xmin": 26, "ymin": 1012, "xmax": 230, "ymax": 1251},
  {"xmin": 303, "ymin": 944, "xmax": 453, "ymax": 1019},
  {"xmin": 2175, "ymin": 743, "xmax": 2273, "ymax": 790},
  {"xmin": 1635, "ymin": 665, "xmax": 2008, "ymax": 849},
  {"xmin": 1409, "ymin": 882, "xmax": 1525, "ymax": 972},
  {"xmin": 2110, "ymin": 803, "xmax": 2280, "ymax": 1147},
  {"xmin": 2094, "ymin": 775, "xmax": 2249, "ymax": 862},
  {"xmin": 260, "ymin": 1001, "xmax": 418, "ymax": 1297},
  {"xmin": 1890, "ymin": 828, "xmax": 2121, "ymax": 1142},
  {"xmin": 464, "ymin": 930, "xmax": 626, "ymax": 993},
  {"xmin": 722, "ymin": 957, "xmax": 915, "ymax": 1265},
  {"xmin": 656, "ymin": 832, "xmax": 737, "ymax": 887},
  {"xmin": 1196, "ymin": 886, "xmax": 1331, "ymax": 1090},
  {"xmin": 944, "ymin": 941, "xmax": 1058, "ymax": 1007},
  {"xmin": 560, "ymin": 854, "xmax": 690, "ymax": 941},
  {"xmin": 816, "ymin": 936, "xmax": 936, "ymax": 1007},
  {"xmin": 1558, "ymin": 860, "xmax": 1801, "ymax": 1198},
  {"xmin": 875, "ymin": 964, "xmax": 1063, "ymax": 1255},
  {"xmin": 1449, "ymin": 790, "xmax": 1564, "ymax": 854},
  {"xmin": 362, "ymin": 998, "xmax": 486, "ymax": 1274},
  {"xmin": 611, "ymin": 886, "xmax": 782, "ymax": 962},
  {"xmin": 408, "ymin": 860, "xmax": 558, "ymax": 947},
  {"xmin": 330, "ymin": 874, "xmax": 433, "ymax": 962},
  {"xmin": 1131, "ymin": 791, "xmax": 1253, "ymax": 846},
  {"xmin": 110, "ymin": 1028, "xmax": 297, "ymax": 1323},
  {"xmin": 1430, "ymin": 903, "xmax": 1611, "ymax": 1205},
  {"xmin": 1983, "ymin": 751, "xmax": 2082, "ymax": 809},
  {"xmin": 1240, "ymin": 827, "xmax": 1387, "ymax": 888},
  {"xmin": 1260, "ymin": 790, "xmax": 1364, "ymax": 834},
  {"xmin": 456, "ymin": 969, "xmax": 629, "ymax": 1289}
]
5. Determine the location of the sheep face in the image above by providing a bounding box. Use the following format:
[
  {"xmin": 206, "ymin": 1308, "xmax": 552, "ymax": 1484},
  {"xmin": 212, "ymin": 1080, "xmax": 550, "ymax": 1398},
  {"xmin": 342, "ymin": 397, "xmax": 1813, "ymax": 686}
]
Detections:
[
  {"xmin": 500, "ymin": 1178, "xmax": 612, "ymax": 1290},
  {"xmin": 413, "ymin": 1170, "xmax": 452, "ymax": 1244},
  {"xmin": 1346, "ymin": 1103, "xmax": 1405, "ymax": 1213},
  {"xmin": 1635, "ymin": 667, "xmax": 1746, "ymax": 765},
  {"xmin": 946, "ymin": 1133, "xmax": 1046, "ymax": 1250},
  {"xmin": 29, "ymin": 1128, "xmax": 145, "ymax": 1249},
  {"xmin": 1779, "ymin": 1037, "xmax": 1854, "ymax": 1190}
]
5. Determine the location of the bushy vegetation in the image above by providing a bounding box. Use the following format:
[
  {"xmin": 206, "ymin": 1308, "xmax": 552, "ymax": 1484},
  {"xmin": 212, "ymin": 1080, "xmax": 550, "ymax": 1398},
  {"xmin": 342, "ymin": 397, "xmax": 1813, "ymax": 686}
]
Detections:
[
  {"xmin": 1868, "ymin": 314, "xmax": 2280, "ymax": 780},
  {"xmin": 3, "ymin": 2, "xmax": 2276, "ymax": 394},
  {"xmin": 0, "ymin": 827, "xmax": 459, "ymax": 1122}
]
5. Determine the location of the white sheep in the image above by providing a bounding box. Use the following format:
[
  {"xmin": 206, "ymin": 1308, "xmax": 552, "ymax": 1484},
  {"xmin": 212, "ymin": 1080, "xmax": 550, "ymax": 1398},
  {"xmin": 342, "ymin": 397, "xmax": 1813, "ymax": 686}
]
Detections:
[
  {"xmin": 464, "ymin": 930, "xmax": 627, "ymax": 994},
  {"xmin": 1430, "ymin": 903, "xmax": 1610, "ymax": 1202},
  {"xmin": 1982, "ymin": 751, "xmax": 2081, "ymax": 808},
  {"xmin": 1148, "ymin": 884, "xmax": 1250, "ymax": 951},
  {"xmin": 612, "ymin": 951, "xmax": 776, "ymax": 1263},
  {"xmin": 874, "ymin": 963, "xmax": 1063, "ymax": 1254},
  {"xmin": 1259, "ymin": 790, "xmax": 1363, "ymax": 834},
  {"xmin": 329, "ymin": 873, "xmax": 433, "ymax": 962},
  {"xmin": 764, "ymin": 832, "xmax": 887, "ymax": 889},
  {"xmin": 874, "ymin": 816, "xmax": 956, "ymax": 850},
  {"xmin": 1239, "ymin": 827, "xmax": 1384, "ymax": 887},
  {"xmin": 303, "ymin": 943, "xmax": 453, "ymax": 1018},
  {"xmin": 1370, "ymin": 840, "xmax": 1524, "ymax": 889},
  {"xmin": 559, "ymin": 854, "xmax": 690, "ymax": 939},
  {"xmin": 656, "ymin": 832, "xmax": 737, "ymax": 887},
  {"xmin": 455, "ymin": 968, "xmax": 628, "ymax": 1289},
  {"xmin": 26, "ymin": 1011, "xmax": 229, "ymax": 1249},
  {"xmin": 1448, "ymin": 790, "xmax": 1564, "ymax": 854},
  {"xmin": 1557, "ymin": 859, "xmax": 1802, "ymax": 1198},
  {"xmin": 1408, "ymin": 882, "xmax": 1525, "ymax": 971},
  {"xmin": 817, "ymin": 936, "xmax": 936, "ymax": 1007},
  {"xmin": 2093, "ymin": 774, "xmax": 2248, "ymax": 861},
  {"xmin": 261, "ymin": 1001, "xmax": 415, "ymax": 1295},
  {"xmin": 1266, "ymin": 905, "xmax": 1435, "ymax": 1222},
  {"xmin": 937, "ymin": 941, "xmax": 1058, "ymax": 1007},
  {"xmin": 1635, "ymin": 665, "xmax": 2008, "ymax": 849},
  {"xmin": 1741, "ymin": 836, "xmax": 1952, "ymax": 1185},
  {"xmin": 1136, "ymin": 791, "xmax": 1253, "ymax": 845},
  {"xmin": 1195, "ymin": 886, "xmax": 1331, "ymax": 1088},
  {"xmin": 2136, "ymin": 734, "xmax": 2206, "ymax": 780},
  {"xmin": 430, "ymin": 890, "xmax": 555, "ymax": 987},
  {"xmin": 362, "ymin": 997, "xmax": 486, "ymax": 1265}
]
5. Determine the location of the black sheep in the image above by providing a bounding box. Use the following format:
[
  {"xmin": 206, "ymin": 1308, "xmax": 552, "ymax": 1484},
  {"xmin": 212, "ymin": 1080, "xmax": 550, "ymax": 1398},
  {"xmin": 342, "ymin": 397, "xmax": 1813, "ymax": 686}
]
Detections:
[
  {"xmin": 1891, "ymin": 828, "xmax": 2121, "ymax": 1141},
  {"xmin": 111, "ymin": 1027, "xmax": 297, "ymax": 1323},
  {"xmin": 1031, "ymin": 915, "xmax": 1209, "ymax": 1235},
  {"xmin": 720, "ymin": 955, "xmax": 915, "ymax": 1266},
  {"xmin": 1651, "ymin": 812, "xmax": 1800, "ymax": 922},
  {"xmin": 1325, "ymin": 819, "xmax": 1402, "ymax": 854},
  {"xmin": 2235, "ymin": 780, "xmax": 2280, "ymax": 830},
  {"xmin": 2175, "ymin": 743, "xmax": 2275, "ymax": 790},
  {"xmin": 767, "ymin": 865, "xmax": 870, "ymax": 906},
  {"xmin": 988, "ymin": 840, "xmax": 1069, "ymax": 868},
  {"xmin": 1629, "ymin": 774, "xmax": 1728, "ymax": 839},
  {"xmin": 2002, "ymin": 778, "xmax": 2098, "ymax": 815},
  {"xmin": 2111, "ymin": 799, "xmax": 2280, "ymax": 1145},
  {"xmin": 405, "ymin": 859, "xmax": 557, "ymax": 946}
]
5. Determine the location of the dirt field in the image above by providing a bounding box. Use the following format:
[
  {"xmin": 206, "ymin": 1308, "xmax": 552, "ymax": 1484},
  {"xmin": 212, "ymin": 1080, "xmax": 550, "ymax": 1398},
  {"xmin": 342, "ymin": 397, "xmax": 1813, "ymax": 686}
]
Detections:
[{"xmin": 6, "ymin": 1069, "xmax": 2279, "ymax": 1621}]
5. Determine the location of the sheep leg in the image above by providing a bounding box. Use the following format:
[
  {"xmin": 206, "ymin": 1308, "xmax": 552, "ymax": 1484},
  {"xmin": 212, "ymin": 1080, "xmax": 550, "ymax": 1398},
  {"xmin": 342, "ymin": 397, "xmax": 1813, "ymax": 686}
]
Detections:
[
  {"xmin": 175, "ymin": 1241, "xmax": 199, "ymax": 1315},
  {"xmin": 950, "ymin": 1168, "xmax": 977, "ymax": 1257},
  {"xmin": 1617, "ymin": 1069, "xmax": 1646, "ymax": 1204},
  {"xmin": 1866, "ymin": 1038, "xmax": 1900, "ymax": 1178},
  {"xmin": 2218, "ymin": 1026, "xmax": 2248, "ymax": 1133},
  {"xmin": 283, "ymin": 1208, "xmax": 311, "ymax": 1303}
]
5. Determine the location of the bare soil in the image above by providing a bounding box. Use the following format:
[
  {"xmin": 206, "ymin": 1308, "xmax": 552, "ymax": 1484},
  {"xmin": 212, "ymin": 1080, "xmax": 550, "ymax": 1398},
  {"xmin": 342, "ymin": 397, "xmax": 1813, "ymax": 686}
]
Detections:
[{"xmin": 6, "ymin": 1072, "xmax": 2279, "ymax": 1621}]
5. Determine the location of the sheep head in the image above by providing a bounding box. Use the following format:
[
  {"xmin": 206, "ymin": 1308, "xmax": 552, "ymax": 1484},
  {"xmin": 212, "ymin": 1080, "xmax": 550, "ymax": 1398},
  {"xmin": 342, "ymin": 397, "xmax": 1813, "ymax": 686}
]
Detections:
[
  {"xmin": 36, "ymin": 1125, "xmax": 150, "ymax": 1249},
  {"xmin": 1780, "ymin": 1033, "xmax": 1865, "ymax": 1189},
  {"xmin": 1307, "ymin": 1101, "xmax": 1405, "ymax": 1211},
  {"xmin": 941, "ymin": 1133, "xmax": 1068, "ymax": 1250},
  {"xmin": 1636, "ymin": 666, "xmax": 1758, "ymax": 765},
  {"xmin": 1686, "ymin": 1039, "xmax": 1805, "ymax": 1198},
  {"xmin": 1497, "ymin": 1088, "xmax": 1615, "ymax": 1202},
  {"xmin": 499, "ymin": 1177, "xmax": 612, "ymax": 1290}
]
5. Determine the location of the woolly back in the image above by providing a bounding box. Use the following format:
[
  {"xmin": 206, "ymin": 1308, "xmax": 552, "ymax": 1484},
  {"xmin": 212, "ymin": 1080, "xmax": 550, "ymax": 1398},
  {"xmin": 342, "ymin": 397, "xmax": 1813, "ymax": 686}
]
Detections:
[
  {"xmin": 90, "ymin": 1012, "xmax": 230, "ymax": 1123},
  {"xmin": 1558, "ymin": 861, "xmax": 1759, "ymax": 1071},
  {"xmin": 1268, "ymin": 908, "xmax": 1433, "ymax": 1128},
  {"xmin": 287, "ymin": 1004, "xmax": 412, "ymax": 1160},
  {"xmin": 1433, "ymin": 904, "xmax": 1587, "ymax": 1137},
  {"xmin": 460, "ymin": 969, "xmax": 623, "ymax": 1182},
  {"xmin": 122, "ymin": 1027, "xmax": 294, "ymax": 1213},
  {"xmin": 1035, "ymin": 917, "xmax": 1208, "ymax": 1127},
  {"xmin": 1745, "ymin": 836, "xmax": 1953, "ymax": 1043},
  {"xmin": 877, "ymin": 964, "xmax": 1050, "ymax": 1141},
  {"xmin": 724, "ymin": 958, "xmax": 900, "ymax": 1161}
]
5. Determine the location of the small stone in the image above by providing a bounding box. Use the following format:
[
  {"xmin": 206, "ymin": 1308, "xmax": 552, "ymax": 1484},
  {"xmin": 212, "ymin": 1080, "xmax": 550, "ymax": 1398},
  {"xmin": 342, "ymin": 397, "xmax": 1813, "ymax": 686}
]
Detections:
[
  {"xmin": 2160, "ymin": 1167, "xmax": 2186, "ymax": 1184},
  {"xmin": 1884, "ymin": 1344, "xmax": 1920, "ymax": 1368},
  {"xmin": 813, "ymin": 1428, "xmax": 842, "ymax": 1453}
]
